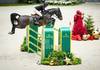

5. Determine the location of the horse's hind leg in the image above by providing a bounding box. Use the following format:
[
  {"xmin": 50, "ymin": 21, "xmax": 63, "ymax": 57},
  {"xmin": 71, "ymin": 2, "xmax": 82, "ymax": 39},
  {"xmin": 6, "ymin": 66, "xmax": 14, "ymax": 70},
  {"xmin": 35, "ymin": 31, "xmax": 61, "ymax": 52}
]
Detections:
[
  {"xmin": 11, "ymin": 24, "xmax": 16, "ymax": 34},
  {"xmin": 8, "ymin": 20, "xmax": 16, "ymax": 34},
  {"xmin": 9, "ymin": 13, "xmax": 20, "ymax": 34},
  {"xmin": 9, "ymin": 13, "xmax": 17, "ymax": 34}
]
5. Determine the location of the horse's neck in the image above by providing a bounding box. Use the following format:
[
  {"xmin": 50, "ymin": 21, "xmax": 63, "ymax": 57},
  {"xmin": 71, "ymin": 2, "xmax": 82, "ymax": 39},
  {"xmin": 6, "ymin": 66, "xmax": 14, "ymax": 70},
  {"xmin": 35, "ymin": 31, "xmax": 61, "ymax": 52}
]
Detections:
[{"xmin": 49, "ymin": 9, "xmax": 56, "ymax": 17}]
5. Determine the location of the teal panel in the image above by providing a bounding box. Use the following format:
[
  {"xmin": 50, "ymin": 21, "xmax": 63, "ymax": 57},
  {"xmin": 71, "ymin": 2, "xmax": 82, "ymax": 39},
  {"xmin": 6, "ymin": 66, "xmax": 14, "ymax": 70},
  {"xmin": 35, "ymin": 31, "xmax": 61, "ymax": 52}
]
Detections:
[
  {"xmin": 59, "ymin": 27, "xmax": 70, "ymax": 53},
  {"xmin": 44, "ymin": 28, "xmax": 54, "ymax": 58}
]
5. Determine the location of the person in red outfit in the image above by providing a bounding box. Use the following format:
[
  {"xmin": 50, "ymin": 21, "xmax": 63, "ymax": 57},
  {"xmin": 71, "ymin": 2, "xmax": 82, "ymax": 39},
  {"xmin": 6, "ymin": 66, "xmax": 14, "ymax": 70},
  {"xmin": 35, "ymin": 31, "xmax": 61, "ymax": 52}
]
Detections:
[{"xmin": 72, "ymin": 10, "xmax": 87, "ymax": 40}]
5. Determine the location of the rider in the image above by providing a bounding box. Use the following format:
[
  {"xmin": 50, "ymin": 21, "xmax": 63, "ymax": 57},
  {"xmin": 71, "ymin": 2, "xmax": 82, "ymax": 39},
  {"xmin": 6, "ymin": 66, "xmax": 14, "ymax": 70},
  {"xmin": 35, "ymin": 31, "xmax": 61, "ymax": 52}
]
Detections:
[
  {"xmin": 32, "ymin": 2, "xmax": 48, "ymax": 25},
  {"xmin": 35, "ymin": 2, "xmax": 48, "ymax": 14}
]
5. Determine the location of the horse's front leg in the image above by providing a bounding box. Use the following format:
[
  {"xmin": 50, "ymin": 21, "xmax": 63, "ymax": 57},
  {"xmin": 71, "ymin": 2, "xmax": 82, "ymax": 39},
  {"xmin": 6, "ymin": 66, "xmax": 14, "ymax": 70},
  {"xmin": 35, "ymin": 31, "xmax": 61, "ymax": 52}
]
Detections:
[
  {"xmin": 45, "ymin": 18, "xmax": 55, "ymax": 28},
  {"xmin": 50, "ymin": 18, "xmax": 55, "ymax": 27}
]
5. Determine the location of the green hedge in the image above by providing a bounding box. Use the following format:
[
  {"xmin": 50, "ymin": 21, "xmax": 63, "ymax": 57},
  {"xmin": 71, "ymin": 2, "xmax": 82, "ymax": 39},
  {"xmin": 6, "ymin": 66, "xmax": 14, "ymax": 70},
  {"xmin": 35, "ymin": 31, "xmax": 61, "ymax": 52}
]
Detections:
[{"xmin": 45, "ymin": 0, "xmax": 84, "ymax": 6}]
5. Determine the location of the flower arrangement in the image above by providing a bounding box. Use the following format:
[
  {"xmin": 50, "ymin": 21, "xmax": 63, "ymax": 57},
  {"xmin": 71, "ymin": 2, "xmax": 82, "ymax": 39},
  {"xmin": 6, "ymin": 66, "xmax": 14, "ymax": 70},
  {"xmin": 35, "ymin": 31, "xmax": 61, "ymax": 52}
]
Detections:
[
  {"xmin": 84, "ymin": 15, "xmax": 94, "ymax": 35},
  {"xmin": 41, "ymin": 51, "xmax": 81, "ymax": 66},
  {"xmin": 72, "ymin": 14, "xmax": 100, "ymax": 41},
  {"xmin": 84, "ymin": 15, "xmax": 100, "ymax": 40}
]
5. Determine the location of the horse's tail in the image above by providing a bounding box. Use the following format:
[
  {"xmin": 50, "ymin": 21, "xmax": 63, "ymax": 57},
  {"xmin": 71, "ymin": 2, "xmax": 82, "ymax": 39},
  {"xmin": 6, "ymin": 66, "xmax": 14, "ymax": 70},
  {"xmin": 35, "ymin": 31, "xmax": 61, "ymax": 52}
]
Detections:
[{"xmin": 10, "ymin": 13, "xmax": 21, "ymax": 23}]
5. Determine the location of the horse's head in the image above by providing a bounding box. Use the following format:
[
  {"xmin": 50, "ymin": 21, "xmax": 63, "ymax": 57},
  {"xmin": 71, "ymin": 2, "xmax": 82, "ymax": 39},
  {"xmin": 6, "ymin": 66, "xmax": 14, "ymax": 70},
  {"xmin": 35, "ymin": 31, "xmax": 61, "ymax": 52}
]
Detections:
[
  {"xmin": 46, "ymin": 8, "xmax": 63, "ymax": 20},
  {"xmin": 55, "ymin": 8, "xmax": 63, "ymax": 20}
]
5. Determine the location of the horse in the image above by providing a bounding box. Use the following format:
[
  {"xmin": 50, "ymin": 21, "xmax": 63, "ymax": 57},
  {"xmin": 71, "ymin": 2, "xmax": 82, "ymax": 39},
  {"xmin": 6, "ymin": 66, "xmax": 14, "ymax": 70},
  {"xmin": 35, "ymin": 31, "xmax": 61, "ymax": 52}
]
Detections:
[{"xmin": 8, "ymin": 8, "xmax": 63, "ymax": 34}]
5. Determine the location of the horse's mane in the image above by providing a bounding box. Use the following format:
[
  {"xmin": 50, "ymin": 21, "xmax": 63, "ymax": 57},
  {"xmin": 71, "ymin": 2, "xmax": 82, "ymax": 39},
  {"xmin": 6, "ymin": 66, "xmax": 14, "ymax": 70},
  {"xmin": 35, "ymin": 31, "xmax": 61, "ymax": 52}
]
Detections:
[{"xmin": 31, "ymin": 13, "xmax": 40, "ymax": 16}]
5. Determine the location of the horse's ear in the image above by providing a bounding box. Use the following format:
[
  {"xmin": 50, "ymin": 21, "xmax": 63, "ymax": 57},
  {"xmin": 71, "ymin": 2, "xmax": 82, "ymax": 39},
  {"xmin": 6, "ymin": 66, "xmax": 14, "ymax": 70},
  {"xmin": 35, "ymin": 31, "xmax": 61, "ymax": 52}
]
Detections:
[
  {"xmin": 58, "ymin": 7, "xmax": 60, "ymax": 10},
  {"xmin": 57, "ymin": 8, "xmax": 61, "ymax": 12},
  {"xmin": 57, "ymin": 8, "xmax": 61, "ymax": 11}
]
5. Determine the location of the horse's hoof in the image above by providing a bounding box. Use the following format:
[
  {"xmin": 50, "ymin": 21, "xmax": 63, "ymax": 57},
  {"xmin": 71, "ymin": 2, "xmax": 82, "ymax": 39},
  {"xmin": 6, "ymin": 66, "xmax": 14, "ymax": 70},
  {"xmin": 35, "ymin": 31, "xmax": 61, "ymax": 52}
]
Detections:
[{"xmin": 8, "ymin": 32, "xmax": 14, "ymax": 35}]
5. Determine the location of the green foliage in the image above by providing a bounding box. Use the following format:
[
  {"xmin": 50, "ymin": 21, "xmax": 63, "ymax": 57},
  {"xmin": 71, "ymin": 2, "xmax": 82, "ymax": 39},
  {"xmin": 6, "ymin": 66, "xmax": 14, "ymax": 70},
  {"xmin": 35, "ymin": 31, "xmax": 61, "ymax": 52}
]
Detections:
[
  {"xmin": 49, "ymin": 51, "xmax": 66, "ymax": 65},
  {"xmin": 84, "ymin": 15, "xmax": 94, "ymax": 35},
  {"xmin": 21, "ymin": 37, "xmax": 28, "ymax": 52},
  {"xmin": 49, "ymin": 51, "xmax": 66, "ymax": 60},
  {"xmin": 41, "ymin": 51, "xmax": 82, "ymax": 66},
  {"xmin": 66, "ymin": 53, "xmax": 81, "ymax": 65},
  {"xmin": 72, "ymin": 57, "xmax": 81, "ymax": 65},
  {"xmin": 41, "ymin": 61, "xmax": 50, "ymax": 65},
  {"xmin": 66, "ymin": 52, "xmax": 74, "ymax": 59},
  {"xmin": 41, "ymin": 58, "xmax": 50, "ymax": 65}
]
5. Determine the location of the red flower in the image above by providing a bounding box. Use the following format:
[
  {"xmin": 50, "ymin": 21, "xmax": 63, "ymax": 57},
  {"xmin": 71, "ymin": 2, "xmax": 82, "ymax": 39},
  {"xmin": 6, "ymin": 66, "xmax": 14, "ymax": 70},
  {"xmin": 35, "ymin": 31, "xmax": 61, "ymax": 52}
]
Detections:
[
  {"xmin": 72, "ymin": 35, "xmax": 82, "ymax": 41},
  {"xmin": 88, "ymin": 36, "xmax": 94, "ymax": 40}
]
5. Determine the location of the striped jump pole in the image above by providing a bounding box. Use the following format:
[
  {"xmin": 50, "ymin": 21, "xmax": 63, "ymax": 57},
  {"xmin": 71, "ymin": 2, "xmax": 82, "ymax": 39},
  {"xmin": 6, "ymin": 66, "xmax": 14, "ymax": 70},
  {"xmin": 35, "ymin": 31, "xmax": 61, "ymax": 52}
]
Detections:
[{"xmin": 26, "ymin": 24, "xmax": 42, "ymax": 54}]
